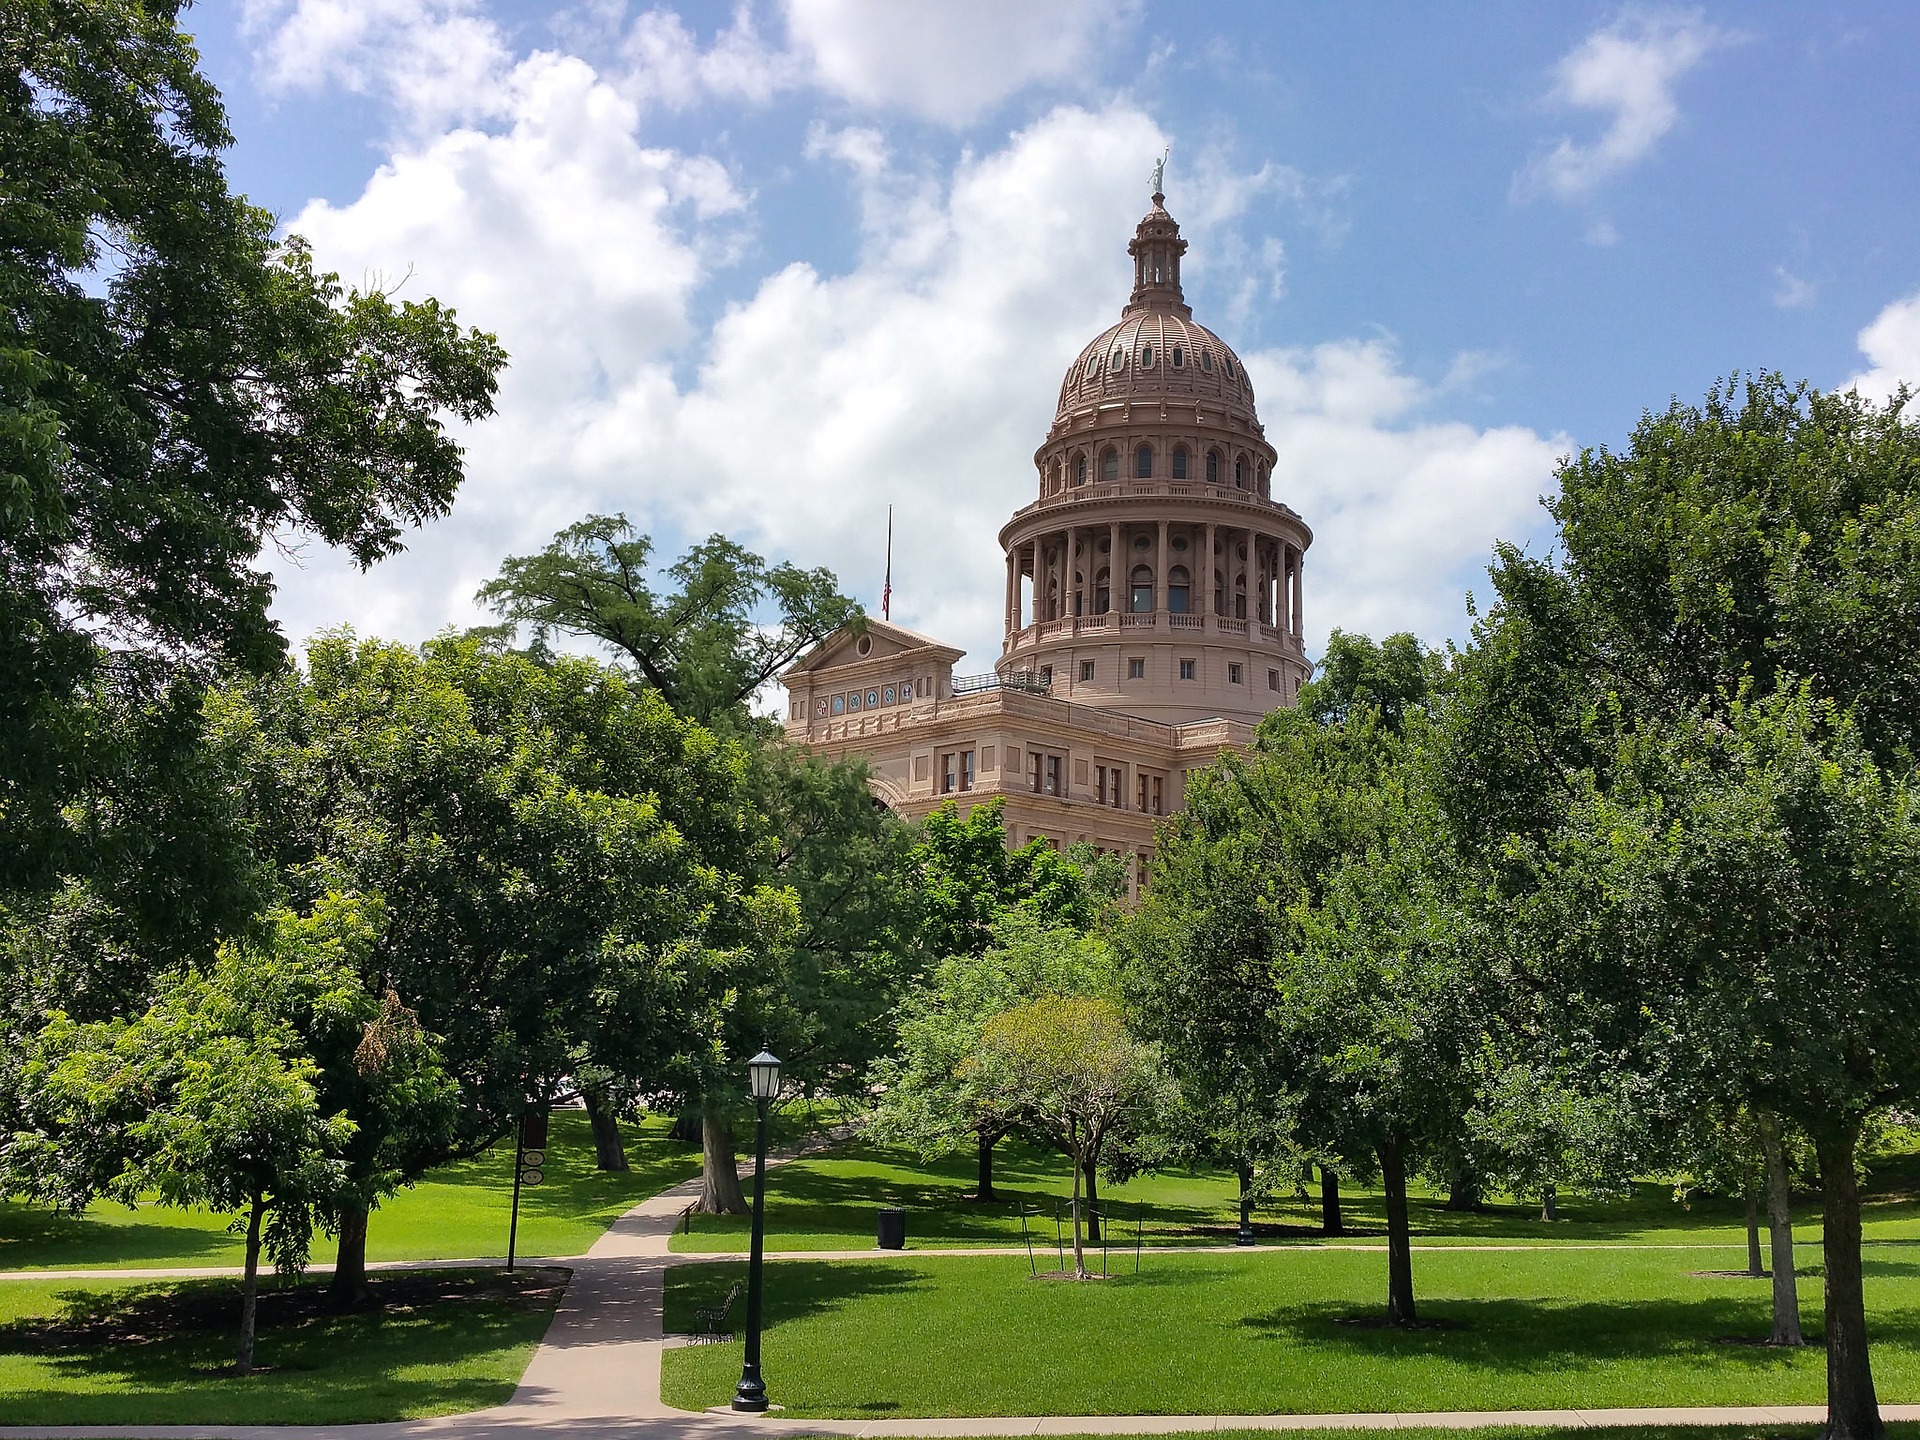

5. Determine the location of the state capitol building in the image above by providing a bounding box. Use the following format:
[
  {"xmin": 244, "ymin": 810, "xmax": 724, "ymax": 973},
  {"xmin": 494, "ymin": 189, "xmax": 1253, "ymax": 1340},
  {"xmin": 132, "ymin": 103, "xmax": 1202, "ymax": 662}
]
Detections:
[{"xmin": 781, "ymin": 189, "xmax": 1313, "ymax": 885}]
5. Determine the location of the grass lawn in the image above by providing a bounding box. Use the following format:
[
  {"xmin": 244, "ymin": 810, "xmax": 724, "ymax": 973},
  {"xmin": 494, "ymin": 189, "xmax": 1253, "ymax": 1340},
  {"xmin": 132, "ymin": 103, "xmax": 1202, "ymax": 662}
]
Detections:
[
  {"xmin": 0, "ymin": 1266, "xmax": 562, "ymax": 1424},
  {"xmin": 659, "ymin": 1245, "xmax": 1920, "ymax": 1417},
  {"xmin": 669, "ymin": 1135, "xmax": 1920, "ymax": 1254},
  {"xmin": 1001, "ymin": 1433, "xmax": 1920, "ymax": 1440},
  {"xmin": 0, "ymin": 1110, "xmax": 702, "ymax": 1272}
]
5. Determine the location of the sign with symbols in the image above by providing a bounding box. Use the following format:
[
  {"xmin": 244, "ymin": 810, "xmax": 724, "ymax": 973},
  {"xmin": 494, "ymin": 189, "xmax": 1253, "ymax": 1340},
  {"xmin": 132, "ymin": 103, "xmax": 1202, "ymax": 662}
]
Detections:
[{"xmin": 520, "ymin": 1168, "xmax": 544, "ymax": 1187}]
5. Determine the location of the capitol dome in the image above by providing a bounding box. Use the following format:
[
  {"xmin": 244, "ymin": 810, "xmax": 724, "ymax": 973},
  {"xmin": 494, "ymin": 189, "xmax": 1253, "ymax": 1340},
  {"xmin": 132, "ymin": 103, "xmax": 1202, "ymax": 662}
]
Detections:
[{"xmin": 1051, "ymin": 195, "xmax": 1259, "ymax": 430}]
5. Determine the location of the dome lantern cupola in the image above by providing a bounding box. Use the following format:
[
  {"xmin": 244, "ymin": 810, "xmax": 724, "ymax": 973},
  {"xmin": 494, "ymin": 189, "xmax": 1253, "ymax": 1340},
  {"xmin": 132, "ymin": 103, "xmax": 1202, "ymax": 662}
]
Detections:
[{"xmin": 1126, "ymin": 192, "xmax": 1191, "ymax": 318}]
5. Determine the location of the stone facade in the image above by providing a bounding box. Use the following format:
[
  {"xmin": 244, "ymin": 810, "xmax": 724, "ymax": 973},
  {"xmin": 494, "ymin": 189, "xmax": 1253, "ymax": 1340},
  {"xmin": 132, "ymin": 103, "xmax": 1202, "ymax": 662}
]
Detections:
[{"xmin": 781, "ymin": 192, "xmax": 1312, "ymax": 880}]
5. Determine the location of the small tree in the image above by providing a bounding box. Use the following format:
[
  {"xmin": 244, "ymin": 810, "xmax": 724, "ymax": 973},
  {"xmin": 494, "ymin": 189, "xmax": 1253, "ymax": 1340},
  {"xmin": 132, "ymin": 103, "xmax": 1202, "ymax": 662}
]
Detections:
[
  {"xmin": 4, "ymin": 902, "xmax": 439, "ymax": 1370},
  {"xmin": 970, "ymin": 995, "xmax": 1163, "ymax": 1277}
]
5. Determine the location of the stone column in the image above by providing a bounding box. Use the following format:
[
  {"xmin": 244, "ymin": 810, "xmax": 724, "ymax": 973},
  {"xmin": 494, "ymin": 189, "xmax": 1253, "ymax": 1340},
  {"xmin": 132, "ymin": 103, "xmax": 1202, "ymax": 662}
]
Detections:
[
  {"xmin": 1156, "ymin": 519, "xmax": 1169, "ymax": 615},
  {"xmin": 1291, "ymin": 544, "xmax": 1304, "ymax": 639},
  {"xmin": 1108, "ymin": 522, "xmax": 1121, "ymax": 613},
  {"xmin": 1202, "ymin": 522, "xmax": 1216, "ymax": 620},
  {"xmin": 1005, "ymin": 548, "xmax": 1017, "ymax": 635}
]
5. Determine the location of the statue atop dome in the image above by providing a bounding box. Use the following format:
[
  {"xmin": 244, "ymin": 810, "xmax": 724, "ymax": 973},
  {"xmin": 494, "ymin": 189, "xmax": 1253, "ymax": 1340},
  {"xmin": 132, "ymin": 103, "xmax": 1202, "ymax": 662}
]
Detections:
[{"xmin": 1150, "ymin": 149, "xmax": 1167, "ymax": 201}]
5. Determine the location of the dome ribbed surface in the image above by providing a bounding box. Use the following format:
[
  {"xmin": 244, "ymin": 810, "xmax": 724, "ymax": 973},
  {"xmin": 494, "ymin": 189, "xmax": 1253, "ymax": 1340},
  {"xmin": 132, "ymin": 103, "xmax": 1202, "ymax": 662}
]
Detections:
[{"xmin": 1055, "ymin": 312, "xmax": 1257, "ymax": 425}]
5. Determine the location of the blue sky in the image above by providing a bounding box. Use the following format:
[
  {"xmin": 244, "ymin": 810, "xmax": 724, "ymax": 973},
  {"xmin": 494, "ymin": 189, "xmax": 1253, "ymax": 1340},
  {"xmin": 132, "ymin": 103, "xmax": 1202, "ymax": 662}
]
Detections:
[{"xmin": 188, "ymin": 2, "xmax": 1920, "ymax": 671}]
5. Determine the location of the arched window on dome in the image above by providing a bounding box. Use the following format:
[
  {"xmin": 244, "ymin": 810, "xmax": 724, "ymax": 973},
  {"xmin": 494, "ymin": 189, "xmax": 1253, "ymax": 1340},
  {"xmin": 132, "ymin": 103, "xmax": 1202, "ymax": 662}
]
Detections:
[
  {"xmin": 1101, "ymin": 447, "xmax": 1120, "ymax": 482},
  {"xmin": 1094, "ymin": 566, "xmax": 1111, "ymax": 613},
  {"xmin": 1172, "ymin": 345, "xmax": 1185, "ymax": 368},
  {"xmin": 1134, "ymin": 444, "xmax": 1153, "ymax": 479},
  {"xmin": 1140, "ymin": 344, "xmax": 1155, "ymax": 368},
  {"xmin": 1200, "ymin": 350, "xmax": 1213, "ymax": 373},
  {"xmin": 1205, "ymin": 449, "xmax": 1222, "ymax": 484},
  {"xmin": 1171, "ymin": 445, "xmax": 1189, "ymax": 480},
  {"xmin": 1235, "ymin": 572, "xmax": 1248, "ymax": 620},
  {"xmin": 1224, "ymin": 356, "xmax": 1236, "ymax": 379},
  {"xmin": 1085, "ymin": 356, "xmax": 1101, "ymax": 382},
  {"xmin": 1111, "ymin": 348, "xmax": 1126, "ymax": 372},
  {"xmin": 1234, "ymin": 456, "xmax": 1247, "ymax": 489},
  {"xmin": 1214, "ymin": 567, "xmax": 1226, "ymax": 617},
  {"xmin": 1168, "ymin": 564, "xmax": 1190, "ymax": 615},
  {"xmin": 1072, "ymin": 569, "xmax": 1085, "ymax": 617},
  {"xmin": 1130, "ymin": 564, "xmax": 1154, "ymax": 614},
  {"xmin": 1074, "ymin": 452, "xmax": 1088, "ymax": 486}
]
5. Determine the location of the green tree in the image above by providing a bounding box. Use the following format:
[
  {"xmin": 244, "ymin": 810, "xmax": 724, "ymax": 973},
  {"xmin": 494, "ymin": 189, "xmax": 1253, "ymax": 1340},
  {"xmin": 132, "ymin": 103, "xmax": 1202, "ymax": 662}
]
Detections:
[
  {"xmin": 3, "ymin": 893, "xmax": 448, "ymax": 1369},
  {"xmin": 1, "ymin": 1, "xmax": 504, "ymax": 912},
  {"xmin": 477, "ymin": 514, "xmax": 860, "ymax": 732},
  {"xmin": 868, "ymin": 915, "xmax": 1111, "ymax": 1203},
  {"xmin": 909, "ymin": 797, "xmax": 1098, "ymax": 961},
  {"xmin": 970, "ymin": 994, "xmax": 1164, "ymax": 1278},
  {"xmin": 218, "ymin": 631, "xmax": 791, "ymax": 1252}
]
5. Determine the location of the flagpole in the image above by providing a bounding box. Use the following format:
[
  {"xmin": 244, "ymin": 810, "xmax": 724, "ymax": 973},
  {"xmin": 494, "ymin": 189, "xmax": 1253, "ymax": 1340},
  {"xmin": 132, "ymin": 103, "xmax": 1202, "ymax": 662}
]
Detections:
[{"xmin": 882, "ymin": 506, "xmax": 893, "ymax": 621}]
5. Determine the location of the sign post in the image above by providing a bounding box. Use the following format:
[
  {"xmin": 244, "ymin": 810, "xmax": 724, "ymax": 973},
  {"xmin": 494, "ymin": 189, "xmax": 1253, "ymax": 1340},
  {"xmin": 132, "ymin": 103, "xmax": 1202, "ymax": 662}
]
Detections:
[{"xmin": 507, "ymin": 1107, "xmax": 548, "ymax": 1272}]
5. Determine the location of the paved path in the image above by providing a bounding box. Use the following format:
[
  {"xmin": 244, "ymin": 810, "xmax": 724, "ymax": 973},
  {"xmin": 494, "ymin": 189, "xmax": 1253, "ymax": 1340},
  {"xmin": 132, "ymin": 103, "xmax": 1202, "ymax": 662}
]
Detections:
[{"xmin": 0, "ymin": 1158, "xmax": 1887, "ymax": 1440}]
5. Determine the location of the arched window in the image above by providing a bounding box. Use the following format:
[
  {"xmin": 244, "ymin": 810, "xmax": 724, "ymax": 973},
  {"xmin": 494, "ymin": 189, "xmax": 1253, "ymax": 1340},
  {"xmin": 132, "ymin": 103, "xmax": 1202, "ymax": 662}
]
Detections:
[
  {"xmin": 1171, "ymin": 345, "xmax": 1185, "ymax": 368},
  {"xmin": 1130, "ymin": 564, "xmax": 1155, "ymax": 613},
  {"xmin": 1111, "ymin": 348, "xmax": 1126, "ymax": 372},
  {"xmin": 1134, "ymin": 444, "xmax": 1153, "ymax": 478},
  {"xmin": 1072, "ymin": 569, "xmax": 1084, "ymax": 616},
  {"xmin": 1074, "ymin": 453, "xmax": 1088, "ymax": 485},
  {"xmin": 1171, "ymin": 445, "xmax": 1189, "ymax": 479},
  {"xmin": 1234, "ymin": 456, "xmax": 1247, "ymax": 489},
  {"xmin": 1140, "ymin": 344, "xmax": 1155, "ymax": 368},
  {"xmin": 1223, "ymin": 356, "xmax": 1236, "ymax": 379},
  {"xmin": 1257, "ymin": 462, "xmax": 1269, "ymax": 496},
  {"xmin": 1168, "ymin": 564, "xmax": 1190, "ymax": 614},
  {"xmin": 1101, "ymin": 447, "xmax": 1120, "ymax": 482},
  {"xmin": 1094, "ymin": 566, "xmax": 1111, "ymax": 613},
  {"xmin": 1206, "ymin": 450, "xmax": 1221, "ymax": 484},
  {"xmin": 1085, "ymin": 356, "xmax": 1101, "ymax": 382},
  {"xmin": 1200, "ymin": 350, "xmax": 1213, "ymax": 372},
  {"xmin": 1235, "ymin": 574, "xmax": 1248, "ymax": 620}
]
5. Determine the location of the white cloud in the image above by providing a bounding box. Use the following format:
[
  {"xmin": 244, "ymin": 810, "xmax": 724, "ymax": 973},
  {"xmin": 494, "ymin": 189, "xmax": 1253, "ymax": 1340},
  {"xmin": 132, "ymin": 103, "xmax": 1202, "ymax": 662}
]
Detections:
[
  {"xmin": 1844, "ymin": 289, "xmax": 1920, "ymax": 404},
  {"xmin": 1520, "ymin": 7, "xmax": 1732, "ymax": 204},
  {"xmin": 241, "ymin": 0, "xmax": 512, "ymax": 131},
  {"xmin": 614, "ymin": 5, "xmax": 801, "ymax": 110},
  {"xmin": 1771, "ymin": 265, "xmax": 1817, "ymax": 310},
  {"xmin": 1247, "ymin": 339, "xmax": 1568, "ymax": 647},
  {"xmin": 781, "ymin": 0, "xmax": 1137, "ymax": 126}
]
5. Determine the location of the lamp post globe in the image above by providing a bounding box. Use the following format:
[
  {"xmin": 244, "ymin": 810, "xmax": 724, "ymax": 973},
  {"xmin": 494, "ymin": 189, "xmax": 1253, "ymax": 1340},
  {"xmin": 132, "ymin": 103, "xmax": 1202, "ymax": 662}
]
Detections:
[{"xmin": 733, "ymin": 1048, "xmax": 781, "ymax": 1413}]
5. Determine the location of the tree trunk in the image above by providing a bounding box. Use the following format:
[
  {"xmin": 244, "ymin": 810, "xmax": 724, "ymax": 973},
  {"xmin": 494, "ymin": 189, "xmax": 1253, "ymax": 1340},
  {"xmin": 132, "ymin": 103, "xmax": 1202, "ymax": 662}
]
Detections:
[
  {"xmin": 1068, "ymin": 1121, "xmax": 1086, "ymax": 1278},
  {"xmin": 1817, "ymin": 1126, "xmax": 1882, "ymax": 1440},
  {"xmin": 585, "ymin": 1088, "xmax": 630, "ymax": 1172},
  {"xmin": 1320, "ymin": 1166, "xmax": 1343, "ymax": 1236},
  {"xmin": 1379, "ymin": 1141, "xmax": 1417, "ymax": 1326},
  {"xmin": 1238, "ymin": 1163, "xmax": 1256, "ymax": 1243},
  {"xmin": 1761, "ymin": 1115, "xmax": 1805, "ymax": 1345},
  {"xmin": 1444, "ymin": 1170, "xmax": 1482, "ymax": 1212},
  {"xmin": 973, "ymin": 1127, "xmax": 997, "ymax": 1202},
  {"xmin": 1541, "ymin": 1183, "xmax": 1559, "ymax": 1222},
  {"xmin": 668, "ymin": 1107, "xmax": 702, "ymax": 1145},
  {"xmin": 697, "ymin": 1110, "xmax": 748, "ymax": 1214},
  {"xmin": 1744, "ymin": 1186, "xmax": 1766, "ymax": 1278},
  {"xmin": 328, "ymin": 1205, "xmax": 371, "ymax": 1307},
  {"xmin": 1083, "ymin": 1155, "xmax": 1101, "ymax": 1244},
  {"xmin": 236, "ymin": 1191, "xmax": 265, "ymax": 1375}
]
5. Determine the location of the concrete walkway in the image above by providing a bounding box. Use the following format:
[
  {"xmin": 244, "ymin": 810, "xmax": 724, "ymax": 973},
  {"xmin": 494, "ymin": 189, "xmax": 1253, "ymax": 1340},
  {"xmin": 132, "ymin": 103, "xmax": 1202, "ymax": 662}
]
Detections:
[{"xmin": 0, "ymin": 1160, "xmax": 1888, "ymax": 1440}]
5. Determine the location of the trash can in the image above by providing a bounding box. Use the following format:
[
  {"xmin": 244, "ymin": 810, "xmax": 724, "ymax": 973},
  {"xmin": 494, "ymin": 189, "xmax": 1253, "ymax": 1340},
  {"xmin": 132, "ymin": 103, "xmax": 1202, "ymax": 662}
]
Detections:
[{"xmin": 877, "ymin": 1207, "xmax": 906, "ymax": 1250}]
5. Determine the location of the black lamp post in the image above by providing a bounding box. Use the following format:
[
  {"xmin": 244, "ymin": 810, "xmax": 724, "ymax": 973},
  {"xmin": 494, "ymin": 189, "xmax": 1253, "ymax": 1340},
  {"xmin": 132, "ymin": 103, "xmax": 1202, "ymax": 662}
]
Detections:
[{"xmin": 732, "ymin": 1047, "xmax": 781, "ymax": 1413}]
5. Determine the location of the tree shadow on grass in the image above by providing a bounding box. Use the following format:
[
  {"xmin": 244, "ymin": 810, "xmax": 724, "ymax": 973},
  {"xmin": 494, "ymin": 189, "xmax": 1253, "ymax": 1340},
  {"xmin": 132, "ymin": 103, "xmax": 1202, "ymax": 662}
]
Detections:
[
  {"xmin": 1239, "ymin": 1296, "xmax": 1920, "ymax": 1375},
  {"xmin": 0, "ymin": 1205, "xmax": 239, "ymax": 1269},
  {"xmin": 663, "ymin": 1260, "xmax": 926, "ymax": 1337},
  {"xmin": 0, "ymin": 1267, "xmax": 566, "ymax": 1384}
]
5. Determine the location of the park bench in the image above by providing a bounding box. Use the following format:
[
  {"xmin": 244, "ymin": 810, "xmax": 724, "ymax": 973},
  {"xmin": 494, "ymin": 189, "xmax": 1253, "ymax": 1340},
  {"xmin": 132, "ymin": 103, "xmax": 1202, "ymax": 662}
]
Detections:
[{"xmin": 695, "ymin": 1280, "xmax": 745, "ymax": 1340}]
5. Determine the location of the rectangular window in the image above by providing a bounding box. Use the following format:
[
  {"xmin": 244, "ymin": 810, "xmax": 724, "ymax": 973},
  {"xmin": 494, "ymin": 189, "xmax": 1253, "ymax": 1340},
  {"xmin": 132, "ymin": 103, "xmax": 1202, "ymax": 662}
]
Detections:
[
  {"xmin": 1127, "ymin": 657, "xmax": 1145, "ymax": 679},
  {"xmin": 1228, "ymin": 662, "xmax": 1243, "ymax": 684},
  {"xmin": 1029, "ymin": 752, "xmax": 1043, "ymax": 794},
  {"xmin": 941, "ymin": 751, "xmax": 974, "ymax": 795},
  {"xmin": 1039, "ymin": 664, "xmax": 1053, "ymax": 684},
  {"xmin": 1268, "ymin": 668, "xmax": 1280, "ymax": 691},
  {"xmin": 960, "ymin": 750, "xmax": 974, "ymax": 792},
  {"xmin": 1138, "ymin": 772, "xmax": 1165, "ymax": 815},
  {"xmin": 1179, "ymin": 658, "xmax": 1196, "ymax": 680},
  {"xmin": 1045, "ymin": 755, "xmax": 1062, "ymax": 796},
  {"xmin": 1080, "ymin": 660, "xmax": 1095, "ymax": 682}
]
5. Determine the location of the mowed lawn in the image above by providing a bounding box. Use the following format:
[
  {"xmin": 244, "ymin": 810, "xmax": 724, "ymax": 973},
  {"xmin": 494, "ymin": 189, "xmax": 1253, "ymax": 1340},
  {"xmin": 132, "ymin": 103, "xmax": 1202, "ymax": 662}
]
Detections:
[
  {"xmin": 0, "ymin": 1111, "xmax": 700, "ymax": 1272},
  {"xmin": 668, "ymin": 1136, "xmax": 1920, "ymax": 1254},
  {"xmin": 660, "ymin": 1245, "xmax": 1920, "ymax": 1417},
  {"xmin": 0, "ymin": 1267, "xmax": 564, "ymax": 1425}
]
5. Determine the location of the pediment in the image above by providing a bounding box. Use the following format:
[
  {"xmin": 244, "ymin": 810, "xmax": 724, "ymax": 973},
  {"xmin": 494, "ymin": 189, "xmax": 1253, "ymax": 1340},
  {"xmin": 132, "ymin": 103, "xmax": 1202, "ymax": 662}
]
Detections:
[{"xmin": 782, "ymin": 619, "xmax": 963, "ymax": 681}]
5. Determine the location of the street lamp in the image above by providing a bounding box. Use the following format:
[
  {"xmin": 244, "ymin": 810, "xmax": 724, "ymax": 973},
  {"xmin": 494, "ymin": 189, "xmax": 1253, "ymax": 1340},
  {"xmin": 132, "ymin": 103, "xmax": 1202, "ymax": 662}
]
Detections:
[{"xmin": 732, "ymin": 1047, "xmax": 782, "ymax": 1413}]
